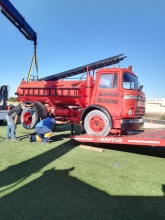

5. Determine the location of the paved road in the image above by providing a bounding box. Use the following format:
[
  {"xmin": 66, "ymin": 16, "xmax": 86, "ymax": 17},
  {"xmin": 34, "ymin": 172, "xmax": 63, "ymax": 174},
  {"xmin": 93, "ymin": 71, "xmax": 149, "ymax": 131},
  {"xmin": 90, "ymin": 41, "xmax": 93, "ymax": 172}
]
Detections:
[
  {"xmin": 143, "ymin": 122, "xmax": 165, "ymax": 129},
  {"xmin": 144, "ymin": 118, "xmax": 165, "ymax": 129},
  {"xmin": 144, "ymin": 118, "xmax": 165, "ymax": 125}
]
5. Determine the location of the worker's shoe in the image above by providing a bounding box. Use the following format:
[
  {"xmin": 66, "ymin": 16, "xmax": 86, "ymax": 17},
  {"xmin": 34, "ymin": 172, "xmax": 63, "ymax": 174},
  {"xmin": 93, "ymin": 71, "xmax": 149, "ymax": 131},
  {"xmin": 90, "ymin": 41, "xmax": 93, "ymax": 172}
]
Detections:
[
  {"xmin": 29, "ymin": 135, "xmax": 33, "ymax": 142},
  {"xmin": 6, "ymin": 137, "xmax": 11, "ymax": 141},
  {"xmin": 12, "ymin": 138, "xmax": 19, "ymax": 141},
  {"xmin": 44, "ymin": 132, "xmax": 52, "ymax": 138},
  {"xmin": 36, "ymin": 135, "xmax": 42, "ymax": 142},
  {"xmin": 42, "ymin": 141, "xmax": 50, "ymax": 144},
  {"xmin": 29, "ymin": 135, "xmax": 37, "ymax": 142}
]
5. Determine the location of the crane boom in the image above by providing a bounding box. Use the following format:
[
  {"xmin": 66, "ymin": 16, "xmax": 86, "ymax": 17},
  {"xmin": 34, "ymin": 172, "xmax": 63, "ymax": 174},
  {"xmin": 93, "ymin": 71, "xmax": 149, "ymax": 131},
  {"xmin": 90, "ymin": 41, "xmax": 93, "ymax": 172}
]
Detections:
[{"xmin": 0, "ymin": 0, "xmax": 37, "ymax": 46}]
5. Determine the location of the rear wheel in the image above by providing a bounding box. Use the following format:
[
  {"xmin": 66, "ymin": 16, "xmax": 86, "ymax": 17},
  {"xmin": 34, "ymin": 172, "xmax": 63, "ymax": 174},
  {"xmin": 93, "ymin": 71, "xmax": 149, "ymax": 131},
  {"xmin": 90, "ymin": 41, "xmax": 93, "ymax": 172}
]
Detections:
[
  {"xmin": 21, "ymin": 107, "xmax": 39, "ymax": 129},
  {"xmin": 84, "ymin": 110, "xmax": 111, "ymax": 136}
]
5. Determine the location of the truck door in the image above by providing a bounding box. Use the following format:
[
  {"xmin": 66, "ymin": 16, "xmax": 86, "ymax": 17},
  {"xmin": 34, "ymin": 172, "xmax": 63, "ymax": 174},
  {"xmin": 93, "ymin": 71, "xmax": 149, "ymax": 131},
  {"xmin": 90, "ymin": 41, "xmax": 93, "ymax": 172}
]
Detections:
[{"xmin": 94, "ymin": 73, "xmax": 123, "ymax": 119}]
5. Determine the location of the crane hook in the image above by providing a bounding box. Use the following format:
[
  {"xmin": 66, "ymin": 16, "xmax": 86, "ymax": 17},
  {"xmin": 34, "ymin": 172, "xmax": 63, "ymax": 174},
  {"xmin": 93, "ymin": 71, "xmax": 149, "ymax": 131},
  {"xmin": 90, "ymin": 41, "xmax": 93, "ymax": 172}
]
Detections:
[{"xmin": 27, "ymin": 43, "xmax": 38, "ymax": 82}]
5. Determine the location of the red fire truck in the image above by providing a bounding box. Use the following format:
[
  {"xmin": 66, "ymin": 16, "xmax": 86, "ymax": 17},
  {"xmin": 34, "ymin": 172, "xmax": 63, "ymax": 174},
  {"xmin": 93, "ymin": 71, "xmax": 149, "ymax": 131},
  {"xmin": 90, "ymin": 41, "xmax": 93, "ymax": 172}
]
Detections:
[
  {"xmin": 15, "ymin": 54, "xmax": 145, "ymax": 134},
  {"xmin": 15, "ymin": 54, "xmax": 165, "ymax": 147}
]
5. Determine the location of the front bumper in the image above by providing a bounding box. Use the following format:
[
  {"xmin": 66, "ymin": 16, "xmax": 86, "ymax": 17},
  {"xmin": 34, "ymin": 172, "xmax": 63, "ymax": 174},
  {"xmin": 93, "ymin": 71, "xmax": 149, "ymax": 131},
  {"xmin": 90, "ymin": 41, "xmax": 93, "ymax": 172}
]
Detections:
[{"xmin": 121, "ymin": 118, "xmax": 144, "ymax": 130}]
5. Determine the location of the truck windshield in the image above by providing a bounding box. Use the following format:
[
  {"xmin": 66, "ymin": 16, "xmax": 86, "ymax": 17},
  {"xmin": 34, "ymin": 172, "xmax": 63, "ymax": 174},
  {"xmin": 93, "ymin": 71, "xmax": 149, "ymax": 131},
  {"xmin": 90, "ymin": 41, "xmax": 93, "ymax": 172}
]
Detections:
[{"xmin": 122, "ymin": 72, "xmax": 140, "ymax": 90}]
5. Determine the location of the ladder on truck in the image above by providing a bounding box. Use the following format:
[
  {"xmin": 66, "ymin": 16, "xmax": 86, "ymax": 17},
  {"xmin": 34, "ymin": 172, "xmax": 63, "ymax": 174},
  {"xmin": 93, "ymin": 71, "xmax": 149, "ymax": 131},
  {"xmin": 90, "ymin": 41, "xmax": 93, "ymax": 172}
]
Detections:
[{"xmin": 38, "ymin": 54, "xmax": 127, "ymax": 81}]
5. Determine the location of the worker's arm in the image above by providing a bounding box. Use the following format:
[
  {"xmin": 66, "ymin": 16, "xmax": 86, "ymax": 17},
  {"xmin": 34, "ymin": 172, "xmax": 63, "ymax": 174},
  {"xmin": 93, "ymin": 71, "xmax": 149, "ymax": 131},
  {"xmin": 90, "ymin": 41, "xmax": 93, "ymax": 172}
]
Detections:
[
  {"xmin": 56, "ymin": 120, "xmax": 69, "ymax": 125},
  {"xmin": 14, "ymin": 115, "xmax": 19, "ymax": 125},
  {"xmin": 55, "ymin": 116, "xmax": 62, "ymax": 119},
  {"xmin": 50, "ymin": 117, "xmax": 69, "ymax": 125}
]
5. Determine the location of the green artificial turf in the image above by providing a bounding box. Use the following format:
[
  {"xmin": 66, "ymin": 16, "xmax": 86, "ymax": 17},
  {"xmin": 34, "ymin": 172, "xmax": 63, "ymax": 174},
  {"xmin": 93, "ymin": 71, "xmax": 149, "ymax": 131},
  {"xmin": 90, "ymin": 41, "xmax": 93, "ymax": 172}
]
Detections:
[{"xmin": 0, "ymin": 122, "xmax": 165, "ymax": 220}]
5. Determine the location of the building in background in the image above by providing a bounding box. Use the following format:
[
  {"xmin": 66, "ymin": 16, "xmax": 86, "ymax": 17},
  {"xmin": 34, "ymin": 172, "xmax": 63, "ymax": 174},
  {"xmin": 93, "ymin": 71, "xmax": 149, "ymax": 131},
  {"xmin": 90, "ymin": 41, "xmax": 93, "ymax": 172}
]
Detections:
[{"xmin": 146, "ymin": 98, "xmax": 165, "ymax": 114}]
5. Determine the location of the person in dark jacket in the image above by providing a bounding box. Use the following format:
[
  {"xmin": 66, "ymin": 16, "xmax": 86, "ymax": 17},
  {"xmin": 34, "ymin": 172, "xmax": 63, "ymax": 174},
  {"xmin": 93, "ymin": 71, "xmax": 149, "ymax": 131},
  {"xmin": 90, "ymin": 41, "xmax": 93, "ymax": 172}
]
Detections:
[{"xmin": 6, "ymin": 103, "xmax": 25, "ymax": 141}]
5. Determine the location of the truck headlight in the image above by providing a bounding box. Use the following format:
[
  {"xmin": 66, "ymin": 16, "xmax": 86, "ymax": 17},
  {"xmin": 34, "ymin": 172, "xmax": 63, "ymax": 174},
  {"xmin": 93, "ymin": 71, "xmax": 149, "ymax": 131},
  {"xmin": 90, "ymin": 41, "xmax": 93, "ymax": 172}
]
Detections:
[{"xmin": 128, "ymin": 109, "xmax": 133, "ymax": 116}]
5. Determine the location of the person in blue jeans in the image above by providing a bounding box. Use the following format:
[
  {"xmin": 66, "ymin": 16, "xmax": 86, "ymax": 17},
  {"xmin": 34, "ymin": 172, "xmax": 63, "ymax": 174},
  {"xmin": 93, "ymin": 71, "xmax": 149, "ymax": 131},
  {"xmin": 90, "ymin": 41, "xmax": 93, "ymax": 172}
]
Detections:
[
  {"xmin": 29, "ymin": 114, "xmax": 68, "ymax": 143},
  {"xmin": 6, "ymin": 103, "xmax": 25, "ymax": 141}
]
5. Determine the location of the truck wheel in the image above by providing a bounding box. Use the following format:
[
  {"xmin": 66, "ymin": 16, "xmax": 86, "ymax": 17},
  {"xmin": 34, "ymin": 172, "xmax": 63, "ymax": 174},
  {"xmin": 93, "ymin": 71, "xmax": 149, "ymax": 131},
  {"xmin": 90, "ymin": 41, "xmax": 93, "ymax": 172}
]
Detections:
[
  {"xmin": 0, "ymin": 120, "xmax": 4, "ymax": 125},
  {"xmin": 21, "ymin": 107, "xmax": 39, "ymax": 129},
  {"xmin": 84, "ymin": 110, "xmax": 111, "ymax": 136},
  {"xmin": 34, "ymin": 101, "xmax": 47, "ymax": 119}
]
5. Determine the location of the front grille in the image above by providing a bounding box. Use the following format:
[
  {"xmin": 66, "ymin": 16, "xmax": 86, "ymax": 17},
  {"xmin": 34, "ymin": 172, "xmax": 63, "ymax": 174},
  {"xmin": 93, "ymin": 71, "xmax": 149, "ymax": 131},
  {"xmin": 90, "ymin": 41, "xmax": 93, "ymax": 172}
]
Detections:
[{"xmin": 135, "ymin": 107, "xmax": 145, "ymax": 117}]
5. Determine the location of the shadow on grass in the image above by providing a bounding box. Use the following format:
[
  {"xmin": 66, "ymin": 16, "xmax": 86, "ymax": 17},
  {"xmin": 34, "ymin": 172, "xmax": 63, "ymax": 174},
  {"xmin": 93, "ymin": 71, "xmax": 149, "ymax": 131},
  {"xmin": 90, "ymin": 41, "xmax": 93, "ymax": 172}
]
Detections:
[
  {"xmin": 0, "ymin": 124, "xmax": 165, "ymax": 219},
  {"xmin": 0, "ymin": 167, "xmax": 165, "ymax": 220},
  {"xmin": 91, "ymin": 143, "xmax": 165, "ymax": 159},
  {"xmin": 0, "ymin": 135, "xmax": 77, "ymax": 189}
]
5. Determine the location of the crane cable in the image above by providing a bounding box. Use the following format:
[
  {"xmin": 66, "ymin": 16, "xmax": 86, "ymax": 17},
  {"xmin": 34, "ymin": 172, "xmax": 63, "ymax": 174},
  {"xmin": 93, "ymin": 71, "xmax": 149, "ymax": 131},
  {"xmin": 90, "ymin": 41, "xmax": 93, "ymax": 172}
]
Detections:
[{"xmin": 27, "ymin": 44, "xmax": 38, "ymax": 82}]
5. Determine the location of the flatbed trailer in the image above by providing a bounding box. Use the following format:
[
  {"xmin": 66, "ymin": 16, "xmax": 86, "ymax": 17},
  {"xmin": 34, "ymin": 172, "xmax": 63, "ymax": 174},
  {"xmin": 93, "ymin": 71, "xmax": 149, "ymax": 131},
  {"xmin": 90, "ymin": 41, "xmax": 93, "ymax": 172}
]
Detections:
[{"xmin": 71, "ymin": 129, "xmax": 165, "ymax": 147}]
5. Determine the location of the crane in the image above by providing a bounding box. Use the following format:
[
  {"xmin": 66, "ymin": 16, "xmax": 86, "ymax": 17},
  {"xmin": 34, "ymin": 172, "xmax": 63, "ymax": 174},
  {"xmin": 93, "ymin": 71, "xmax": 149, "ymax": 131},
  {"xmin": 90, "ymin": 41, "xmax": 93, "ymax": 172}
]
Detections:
[{"xmin": 0, "ymin": 0, "xmax": 38, "ymax": 77}]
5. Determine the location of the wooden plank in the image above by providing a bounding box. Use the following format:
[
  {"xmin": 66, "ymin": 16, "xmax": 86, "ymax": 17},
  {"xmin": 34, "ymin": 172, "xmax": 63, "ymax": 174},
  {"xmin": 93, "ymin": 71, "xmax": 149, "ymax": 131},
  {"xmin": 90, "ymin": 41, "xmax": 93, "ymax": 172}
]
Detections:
[{"xmin": 79, "ymin": 145, "xmax": 105, "ymax": 152}]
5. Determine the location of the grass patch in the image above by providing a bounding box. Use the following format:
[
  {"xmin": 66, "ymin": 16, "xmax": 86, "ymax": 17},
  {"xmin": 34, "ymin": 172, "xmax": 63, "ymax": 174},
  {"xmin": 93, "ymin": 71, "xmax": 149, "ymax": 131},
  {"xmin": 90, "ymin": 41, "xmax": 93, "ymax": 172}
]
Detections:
[
  {"xmin": 0, "ymin": 122, "xmax": 165, "ymax": 219},
  {"xmin": 160, "ymin": 114, "xmax": 165, "ymax": 120}
]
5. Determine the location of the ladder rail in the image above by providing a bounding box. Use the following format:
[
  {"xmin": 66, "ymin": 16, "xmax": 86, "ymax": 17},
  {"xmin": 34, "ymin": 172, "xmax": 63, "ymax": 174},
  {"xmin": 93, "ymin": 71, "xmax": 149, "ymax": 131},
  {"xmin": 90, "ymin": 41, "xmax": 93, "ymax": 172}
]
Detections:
[{"xmin": 38, "ymin": 54, "xmax": 127, "ymax": 81}]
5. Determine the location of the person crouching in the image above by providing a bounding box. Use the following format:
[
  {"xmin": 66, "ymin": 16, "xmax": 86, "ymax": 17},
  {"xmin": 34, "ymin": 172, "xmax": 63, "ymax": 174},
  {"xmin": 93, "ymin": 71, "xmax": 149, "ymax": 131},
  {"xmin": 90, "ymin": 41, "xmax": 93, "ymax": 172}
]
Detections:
[{"xmin": 29, "ymin": 114, "xmax": 68, "ymax": 143}]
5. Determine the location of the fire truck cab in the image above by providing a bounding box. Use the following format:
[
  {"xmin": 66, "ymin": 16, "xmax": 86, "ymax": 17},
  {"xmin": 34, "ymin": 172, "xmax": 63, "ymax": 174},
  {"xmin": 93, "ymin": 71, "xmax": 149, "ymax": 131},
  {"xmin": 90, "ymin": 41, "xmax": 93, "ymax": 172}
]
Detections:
[{"xmin": 89, "ymin": 66, "xmax": 145, "ymax": 133}]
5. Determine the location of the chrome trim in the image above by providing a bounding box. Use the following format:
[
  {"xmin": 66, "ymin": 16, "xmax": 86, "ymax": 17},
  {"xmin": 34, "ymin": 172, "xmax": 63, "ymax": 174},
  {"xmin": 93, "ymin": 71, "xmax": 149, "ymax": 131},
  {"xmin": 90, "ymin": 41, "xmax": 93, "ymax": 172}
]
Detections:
[
  {"xmin": 123, "ymin": 95, "xmax": 137, "ymax": 100},
  {"xmin": 123, "ymin": 96, "xmax": 146, "ymax": 101},
  {"xmin": 137, "ymin": 97, "xmax": 146, "ymax": 101},
  {"xmin": 121, "ymin": 118, "xmax": 144, "ymax": 123}
]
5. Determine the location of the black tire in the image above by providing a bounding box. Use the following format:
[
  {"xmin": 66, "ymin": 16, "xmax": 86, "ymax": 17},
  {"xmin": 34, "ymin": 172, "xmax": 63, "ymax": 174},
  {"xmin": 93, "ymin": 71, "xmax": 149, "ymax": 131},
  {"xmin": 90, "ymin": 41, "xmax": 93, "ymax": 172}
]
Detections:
[
  {"xmin": 34, "ymin": 101, "xmax": 47, "ymax": 119},
  {"xmin": 84, "ymin": 109, "xmax": 111, "ymax": 136},
  {"xmin": 21, "ymin": 107, "xmax": 39, "ymax": 129},
  {"xmin": 0, "ymin": 120, "xmax": 4, "ymax": 125}
]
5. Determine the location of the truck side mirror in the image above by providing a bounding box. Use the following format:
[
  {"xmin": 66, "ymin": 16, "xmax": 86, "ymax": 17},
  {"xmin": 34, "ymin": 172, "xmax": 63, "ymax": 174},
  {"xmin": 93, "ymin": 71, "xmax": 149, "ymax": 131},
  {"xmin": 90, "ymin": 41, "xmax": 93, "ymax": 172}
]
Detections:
[{"xmin": 139, "ymin": 85, "xmax": 143, "ymax": 91}]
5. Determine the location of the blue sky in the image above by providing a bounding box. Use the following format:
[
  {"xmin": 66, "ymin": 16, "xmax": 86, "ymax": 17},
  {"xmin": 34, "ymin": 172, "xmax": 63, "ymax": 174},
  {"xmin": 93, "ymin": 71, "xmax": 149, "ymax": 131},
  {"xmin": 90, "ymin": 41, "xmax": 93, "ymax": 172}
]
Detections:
[{"xmin": 0, "ymin": 0, "xmax": 165, "ymax": 98}]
